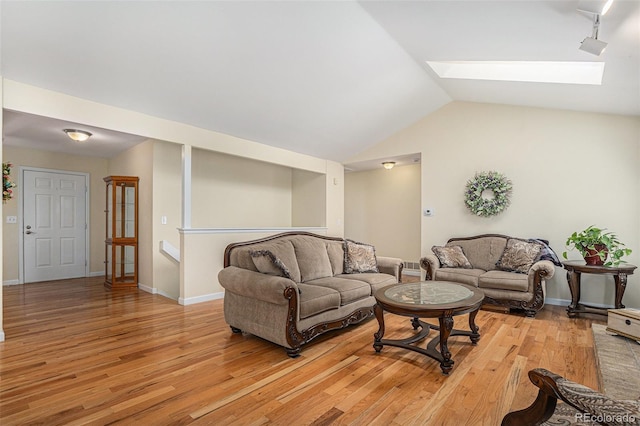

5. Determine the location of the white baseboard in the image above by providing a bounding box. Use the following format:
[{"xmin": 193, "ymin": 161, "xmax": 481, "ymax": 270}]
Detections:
[
  {"xmin": 88, "ymin": 271, "xmax": 103, "ymax": 277},
  {"xmin": 179, "ymin": 292, "xmax": 224, "ymax": 306},
  {"xmin": 138, "ymin": 283, "xmax": 178, "ymax": 301},
  {"xmin": 544, "ymin": 297, "xmax": 618, "ymax": 309},
  {"xmin": 403, "ymin": 270, "xmax": 421, "ymax": 277},
  {"xmin": 3, "ymin": 279, "xmax": 20, "ymax": 286}
]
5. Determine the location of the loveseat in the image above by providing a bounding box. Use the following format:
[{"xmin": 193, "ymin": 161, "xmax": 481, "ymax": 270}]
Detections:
[
  {"xmin": 420, "ymin": 234, "xmax": 558, "ymax": 317},
  {"xmin": 218, "ymin": 231, "xmax": 403, "ymax": 357}
]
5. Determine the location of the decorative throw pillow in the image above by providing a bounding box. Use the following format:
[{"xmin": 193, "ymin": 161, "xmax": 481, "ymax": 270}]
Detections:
[
  {"xmin": 249, "ymin": 249, "xmax": 292, "ymax": 280},
  {"xmin": 431, "ymin": 245, "xmax": 473, "ymax": 269},
  {"xmin": 496, "ymin": 239, "xmax": 543, "ymax": 274},
  {"xmin": 343, "ymin": 239, "xmax": 379, "ymax": 274},
  {"xmin": 529, "ymin": 238, "xmax": 563, "ymax": 267}
]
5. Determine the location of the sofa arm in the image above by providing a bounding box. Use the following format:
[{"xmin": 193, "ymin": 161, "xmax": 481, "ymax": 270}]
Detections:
[
  {"xmin": 420, "ymin": 254, "xmax": 440, "ymax": 280},
  {"xmin": 502, "ymin": 368, "xmax": 640, "ymax": 425},
  {"xmin": 377, "ymin": 256, "xmax": 403, "ymax": 282},
  {"xmin": 529, "ymin": 260, "xmax": 555, "ymax": 280},
  {"xmin": 218, "ymin": 266, "xmax": 296, "ymax": 305}
]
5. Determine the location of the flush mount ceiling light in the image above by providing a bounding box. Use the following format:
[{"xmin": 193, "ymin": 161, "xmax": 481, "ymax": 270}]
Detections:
[
  {"xmin": 63, "ymin": 129, "xmax": 92, "ymax": 142},
  {"xmin": 426, "ymin": 61, "xmax": 605, "ymax": 85},
  {"xmin": 382, "ymin": 162, "xmax": 396, "ymax": 170}
]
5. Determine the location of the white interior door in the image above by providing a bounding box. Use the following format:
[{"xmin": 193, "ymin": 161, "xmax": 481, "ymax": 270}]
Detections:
[{"xmin": 23, "ymin": 170, "xmax": 87, "ymax": 283}]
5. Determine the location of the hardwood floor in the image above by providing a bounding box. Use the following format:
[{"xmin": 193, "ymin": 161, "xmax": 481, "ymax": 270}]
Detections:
[{"xmin": 1, "ymin": 276, "xmax": 605, "ymax": 425}]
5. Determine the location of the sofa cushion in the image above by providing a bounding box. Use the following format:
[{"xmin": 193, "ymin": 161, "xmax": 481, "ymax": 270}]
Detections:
[
  {"xmin": 479, "ymin": 270, "xmax": 529, "ymax": 292},
  {"xmin": 249, "ymin": 249, "xmax": 293, "ymax": 280},
  {"xmin": 335, "ymin": 273, "xmax": 397, "ymax": 295},
  {"xmin": 305, "ymin": 276, "xmax": 371, "ymax": 305},
  {"xmin": 496, "ymin": 238, "xmax": 542, "ymax": 274},
  {"xmin": 291, "ymin": 237, "xmax": 333, "ymax": 282},
  {"xmin": 432, "ymin": 245, "xmax": 473, "ymax": 269},
  {"xmin": 326, "ymin": 241, "xmax": 345, "ymax": 275},
  {"xmin": 297, "ymin": 283, "xmax": 341, "ymax": 319},
  {"xmin": 240, "ymin": 240, "xmax": 301, "ymax": 283},
  {"xmin": 434, "ymin": 268, "xmax": 485, "ymax": 287},
  {"xmin": 447, "ymin": 237, "xmax": 507, "ymax": 271},
  {"xmin": 344, "ymin": 240, "xmax": 379, "ymax": 274}
]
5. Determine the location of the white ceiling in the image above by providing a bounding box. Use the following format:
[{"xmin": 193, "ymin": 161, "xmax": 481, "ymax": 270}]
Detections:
[{"xmin": 2, "ymin": 1, "xmax": 639, "ymax": 163}]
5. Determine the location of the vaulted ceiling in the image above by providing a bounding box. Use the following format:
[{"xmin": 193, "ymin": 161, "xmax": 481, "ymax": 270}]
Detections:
[{"xmin": 2, "ymin": 1, "xmax": 639, "ymax": 162}]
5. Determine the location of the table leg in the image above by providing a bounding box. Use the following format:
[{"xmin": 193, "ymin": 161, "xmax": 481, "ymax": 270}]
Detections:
[
  {"xmin": 566, "ymin": 270, "xmax": 581, "ymax": 317},
  {"xmin": 373, "ymin": 303, "xmax": 385, "ymax": 353},
  {"xmin": 468, "ymin": 309, "xmax": 481, "ymax": 345},
  {"xmin": 614, "ymin": 273, "xmax": 628, "ymax": 309},
  {"xmin": 411, "ymin": 317, "xmax": 421, "ymax": 330},
  {"xmin": 439, "ymin": 314, "xmax": 454, "ymax": 375}
]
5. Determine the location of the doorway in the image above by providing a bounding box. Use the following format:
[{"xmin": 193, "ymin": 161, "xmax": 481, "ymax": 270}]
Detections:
[{"xmin": 20, "ymin": 168, "xmax": 89, "ymax": 283}]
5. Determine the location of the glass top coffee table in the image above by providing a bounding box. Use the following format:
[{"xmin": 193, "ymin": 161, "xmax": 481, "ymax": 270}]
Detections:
[{"xmin": 373, "ymin": 281, "xmax": 484, "ymax": 375}]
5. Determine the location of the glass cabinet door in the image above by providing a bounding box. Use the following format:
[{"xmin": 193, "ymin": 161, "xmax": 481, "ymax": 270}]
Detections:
[{"xmin": 104, "ymin": 176, "xmax": 139, "ymax": 290}]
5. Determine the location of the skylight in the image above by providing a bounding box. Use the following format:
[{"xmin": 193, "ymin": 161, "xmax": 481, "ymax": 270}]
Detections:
[{"xmin": 426, "ymin": 61, "xmax": 605, "ymax": 85}]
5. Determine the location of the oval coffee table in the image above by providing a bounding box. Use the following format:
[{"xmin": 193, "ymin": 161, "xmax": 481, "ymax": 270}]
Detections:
[{"xmin": 373, "ymin": 281, "xmax": 484, "ymax": 375}]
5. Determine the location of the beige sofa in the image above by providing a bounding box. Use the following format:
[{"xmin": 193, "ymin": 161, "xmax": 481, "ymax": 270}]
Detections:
[
  {"xmin": 218, "ymin": 232, "xmax": 403, "ymax": 357},
  {"xmin": 420, "ymin": 234, "xmax": 556, "ymax": 317}
]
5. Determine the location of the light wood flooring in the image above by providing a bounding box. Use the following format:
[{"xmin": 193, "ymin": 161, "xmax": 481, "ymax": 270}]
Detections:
[{"xmin": 1, "ymin": 276, "xmax": 605, "ymax": 425}]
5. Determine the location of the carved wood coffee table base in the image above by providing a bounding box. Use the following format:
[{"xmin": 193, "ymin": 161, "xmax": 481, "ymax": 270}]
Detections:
[{"xmin": 373, "ymin": 281, "xmax": 484, "ymax": 375}]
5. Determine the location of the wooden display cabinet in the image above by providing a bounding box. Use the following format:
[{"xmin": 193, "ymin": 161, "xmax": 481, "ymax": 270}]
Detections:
[{"xmin": 104, "ymin": 176, "xmax": 139, "ymax": 289}]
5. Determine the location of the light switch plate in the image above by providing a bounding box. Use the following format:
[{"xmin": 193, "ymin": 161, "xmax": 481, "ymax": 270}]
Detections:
[{"xmin": 6, "ymin": 216, "xmax": 17, "ymax": 223}]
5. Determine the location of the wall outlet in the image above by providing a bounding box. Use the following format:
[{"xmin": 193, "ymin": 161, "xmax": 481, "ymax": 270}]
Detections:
[
  {"xmin": 161, "ymin": 215, "xmax": 167, "ymax": 225},
  {"xmin": 6, "ymin": 216, "xmax": 17, "ymax": 224},
  {"xmin": 423, "ymin": 208, "xmax": 434, "ymax": 217}
]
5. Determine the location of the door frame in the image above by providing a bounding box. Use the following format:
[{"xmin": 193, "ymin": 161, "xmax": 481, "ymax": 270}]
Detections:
[{"xmin": 18, "ymin": 166, "xmax": 91, "ymax": 284}]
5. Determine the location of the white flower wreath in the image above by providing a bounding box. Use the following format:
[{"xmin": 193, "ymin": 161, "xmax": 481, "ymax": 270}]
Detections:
[{"xmin": 464, "ymin": 171, "xmax": 512, "ymax": 217}]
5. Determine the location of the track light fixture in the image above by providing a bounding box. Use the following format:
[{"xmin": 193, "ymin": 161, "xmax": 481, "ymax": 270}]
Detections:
[
  {"xmin": 577, "ymin": 0, "xmax": 613, "ymax": 56},
  {"xmin": 579, "ymin": 14, "xmax": 608, "ymax": 56}
]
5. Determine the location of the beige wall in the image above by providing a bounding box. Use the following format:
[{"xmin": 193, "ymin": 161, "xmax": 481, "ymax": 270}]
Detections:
[
  {"xmin": 325, "ymin": 160, "xmax": 345, "ymax": 238},
  {"xmin": 292, "ymin": 169, "xmax": 326, "ymax": 227},
  {"xmin": 2, "ymin": 146, "xmax": 109, "ymax": 281},
  {"xmin": 348, "ymin": 102, "xmax": 640, "ymax": 309},
  {"xmin": 191, "ymin": 149, "xmax": 293, "ymax": 228},
  {"xmin": 108, "ymin": 139, "xmax": 154, "ymax": 289},
  {"xmin": 345, "ymin": 164, "xmax": 421, "ymax": 262},
  {"xmin": 152, "ymin": 141, "xmax": 182, "ymax": 300}
]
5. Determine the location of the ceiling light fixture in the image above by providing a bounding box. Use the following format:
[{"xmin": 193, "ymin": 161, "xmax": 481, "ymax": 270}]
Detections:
[
  {"xmin": 579, "ymin": 14, "xmax": 608, "ymax": 56},
  {"xmin": 382, "ymin": 162, "xmax": 396, "ymax": 170},
  {"xmin": 63, "ymin": 129, "xmax": 92, "ymax": 142},
  {"xmin": 577, "ymin": 0, "xmax": 613, "ymax": 56}
]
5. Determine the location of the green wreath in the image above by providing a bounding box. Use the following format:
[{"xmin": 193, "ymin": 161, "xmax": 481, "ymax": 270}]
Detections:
[{"xmin": 464, "ymin": 171, "xmax": 512, "ymax": 217}]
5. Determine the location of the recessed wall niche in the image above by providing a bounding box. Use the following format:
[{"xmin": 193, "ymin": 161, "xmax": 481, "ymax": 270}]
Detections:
[{"xmin": 191, "ymin": 148, "xmax": 326, "ymax": 229}]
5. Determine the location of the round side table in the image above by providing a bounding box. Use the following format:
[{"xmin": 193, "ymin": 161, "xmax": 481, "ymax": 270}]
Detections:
[{"xmin": 563, "ymin": 260, "xmax": 637, "ymax": 317}]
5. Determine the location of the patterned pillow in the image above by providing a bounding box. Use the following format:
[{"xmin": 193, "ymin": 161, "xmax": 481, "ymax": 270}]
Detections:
[
  {"xmin": 496, "ymin": 239, "xmax": 543, "ymax": 274},
  {"xmin": 432, "ymin": 245, "xmax": 473, "ymax": 269},
  {"xmin": 343, "ymin": 240, "xmax": 379, "ymax": 274},
  {"xmin": 249, "ymin": 249, "xmax": 292, "ymax": 280}
]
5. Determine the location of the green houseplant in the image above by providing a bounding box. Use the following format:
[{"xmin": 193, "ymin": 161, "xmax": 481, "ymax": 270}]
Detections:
[{"xmin": 562, "ymin": 225, "xmax": 632, "ymax": 267}]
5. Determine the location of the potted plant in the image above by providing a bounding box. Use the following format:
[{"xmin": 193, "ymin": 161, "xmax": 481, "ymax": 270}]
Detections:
[{"xmin": 562, "ymin": 225, "xmax": 632, "ymax": 267}]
